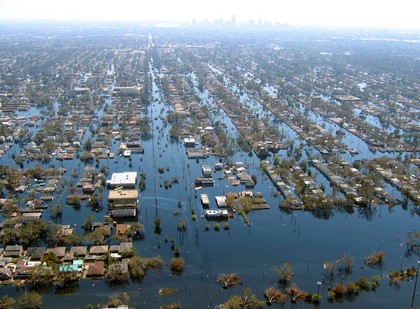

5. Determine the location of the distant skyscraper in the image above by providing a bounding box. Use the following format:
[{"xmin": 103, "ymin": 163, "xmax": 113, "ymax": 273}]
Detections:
[{"xmin": 231, "ymin": 15, "xmax": 237, "ymax": 26}]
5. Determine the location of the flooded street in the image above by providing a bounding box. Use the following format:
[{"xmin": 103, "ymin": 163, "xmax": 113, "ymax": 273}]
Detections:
[{"xmin": 0, "ymin": 27, "xmax": 419, "ymax": 309}]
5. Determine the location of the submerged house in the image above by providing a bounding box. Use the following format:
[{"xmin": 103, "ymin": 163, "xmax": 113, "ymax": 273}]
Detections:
[
  {"xmin": 108, "ymin": 189, "xmax": 139, "ymax": 218},
  {"xmin": 26, "ymin": 247, "xmax": 46, "ymax": 261},
  {"xmin": 106, "ymin": 172, "xmax": 137, "ymax": 189},
  {"xmin": 184, "ymin": 137, "xmax": 196, "ymax": 148},
  {"xmin": 3, "ymin": 245, "xmax": 23, "ymax": 258},
  {"xmin": 86, "ymin": 261, "xmax": 105, "ymax": 278}
]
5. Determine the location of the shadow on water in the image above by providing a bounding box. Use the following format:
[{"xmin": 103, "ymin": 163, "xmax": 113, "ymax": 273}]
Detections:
[{"xmin": 54, "ymin": 282, "xmax": 80, "ymax": 295}]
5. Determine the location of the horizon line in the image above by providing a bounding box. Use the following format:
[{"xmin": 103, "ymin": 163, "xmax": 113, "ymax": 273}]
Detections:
[{"xmin": 0, "ymin": 19, "xmax": 419, "ymax": 32}]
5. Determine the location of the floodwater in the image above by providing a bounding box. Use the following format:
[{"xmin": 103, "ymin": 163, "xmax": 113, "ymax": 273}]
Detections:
[{"xmin": 0, "ymin": 57, "xmax": 419, "ymax": 309}]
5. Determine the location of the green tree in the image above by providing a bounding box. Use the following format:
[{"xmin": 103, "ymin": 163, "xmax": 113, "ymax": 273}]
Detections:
[
  {"xmin": 17, "ymin": 220, "xmax": 49, "ymax": 245},
  {"xmin": 42, "ymin": 140, "xmax": 55, "ymax": 153},
  {"xmin": 84, "ymin": 138, "xmax": 92, "ymax": 152},
  {"xmin": 88, "ymin": 194, "xmax": 102, "ymax": 209},
  {"xmin": 128, "ymin": 256, "xmax": 146, "ymax": 279},
  {"xmin": 107, "ymin": 264, "xmax": 129, "ymax": 282},
  {"xmin": 220, "ymin": 288, "xmax": 264, "ymax": 309},
  {"xmin": 56, "ymin": 270, "xmax": 79, "ymax": 286},
  {"xmin": 0, "ymin": 295, "xmax": 15, "ymax": 309},
  {"xmin": 86, "ymin": 228, "xmax": 106, "ymax": 244},
  {"xmin": 41, "ymin": 251, "xmax": 59, "ymax": 267},
  {"xmin": 82, "ymin": 214, "xmax": 95, "ymax": 231},
  {"xmin": 107, "ymin": 293, "xmax": 130, "ymax": 308},
  {"xmin": 130, "ymin": 222, "xmax": 144, "ymax": 238},
  {"xmin": 154, "ymin": 218, "xmax": 161, "ymax": 233},
  {"xmin": 28, "ymin": 265, "xmax": 55, "ymax": 287},
  {"xmin": 17, "ymin": 292, "xmax": 43, "ymax": 309},
  {"xmin": 50, "ymin": 204, "xmax": 62, "ymax": 219}
]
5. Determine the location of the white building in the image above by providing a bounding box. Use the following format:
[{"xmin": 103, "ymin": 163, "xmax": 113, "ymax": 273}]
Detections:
[
  {"xmin": 184, "ymin": 137, "xmax": 196, "ymax": 148},
  {"xmin": 106, "ymin": 172, "xmax": 137, "ymax": 189}
]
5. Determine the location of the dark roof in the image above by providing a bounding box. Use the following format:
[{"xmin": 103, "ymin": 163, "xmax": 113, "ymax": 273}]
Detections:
[
  {"xmin": 46, "ymin": 247, "xmax": 66, "ymax": 258},
  {"xmin": 5, "ymin": 245, "xmax": 23, "ymax": 252},
  {"xmin": 110, "ymin": 209, "xmax": 136, "ymax": 217},
  {"xmin": 86, "ymin": 261, "xmax": 105, "ymax": 277},
  {"xmin": 69, "ymin": 246, "xmax": 87, "ymax": 257},
  {"xmin": 109, "ymin": 245, "xmax": 120, "ymax": 253},
  {"xmin": 108, "ymin": 262, "xmax": 128, "ymax": 274},
  {"xmin": 89, "ymin": 245, "xmax": 109, "ymax": 255},
  {"xmin": 119, "ymin": 242, "xmax": 133, "ymax": 254},
  {"xmin": 0, "ymin": 268, "xmax": 12, "ymax": 280},
  {"xmin": 26, "ymin": 247, "xmax": 46, "ymax": 260}
]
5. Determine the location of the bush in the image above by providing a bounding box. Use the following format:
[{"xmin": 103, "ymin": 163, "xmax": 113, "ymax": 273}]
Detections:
[
  {"xmin": 356, "ymin": 276, "xmax": 372, "ymax": 290},
  {"xmin": 346, "ymin": 282, "xmax": 359, "ymax": 295},
  {"xmin": 17, "ymin": 292, "xmax": 43, "ymax": 309},
  {"xmin": 171, "ymin": 257, "xmax": 184, "ymax": 272},
  {"xmin": 311, "ymin": 294, "xmax": 322, "ymax": 303},
  {"xmin": 365, "ymin": 251, "xmax": 385, "ymax": 265},
  {"xmin": 331, "ymin": 283, "xmax": 347, "ymax": 297}
]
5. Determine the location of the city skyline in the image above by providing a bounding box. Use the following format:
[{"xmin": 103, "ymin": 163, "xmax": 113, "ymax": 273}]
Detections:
[{"xmin": 0, "ymin": 0, "xmax": 419, "ymax": 29}]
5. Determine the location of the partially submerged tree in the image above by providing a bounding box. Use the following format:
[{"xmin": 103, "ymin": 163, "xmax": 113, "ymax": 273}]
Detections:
[
  {"xmin": 406, "ymin": 230, "xmax": 420, "ymax": 256},
  {"xmin": 365, "ymin": 251, "xmax": 385, "ymax": 266},
  {"xmin": 50, "ymin": 204, "xmax": 62, "ymax": 219},
  {"xmin": 337, "ymin": 253, "xmax": 354, "ymax": 274},
  {"xmin": 128, "ymin": 255, "xmax": 164, "ymax": 279},
  {"xmin": 82, "ymin": 214, "xmax": 95, "ymax": 231},
  {"xmin": 331, "ymin": 282, "xmax": 347, "ymax": 297},
  {"xmin": 219, "ymin": 288, "xmax": 264, "ymax": 309},
  {"xmin": 286, "ymin": 285, "xmax": 309, "ymax": 303},
  {"xmin": 264, "ymin": 286, "xmax": 287, "ymax": 305},
  {"xmin": 324, "ymin": 261, "xmax": 336, "ymax": 278},
  {"xmin": 217, "ymin": 273, "xmax": 242, "ymax": 289},
  {"xmin": 276, "ymin": 262, "xmax": 294, "ymax": 285},
  {"xmin": 0, "ymin": 295, "xmax": 15, "ymax": 309},
  {"xmin": 107, "ymin": 293, "xmax": 130, "ymax": 308},
  {"xmin": 107, "ymin": 264, "xmax": 129, "ymax": 282},
  {"xmin": 130, "ymin": 222, "xmax": 144, "ymax": 239},
  {"xmin": 17, "ymin": 291, "xmax": 43, "ymax": 309},
  {"xmin": 28, "ymin": 264, "xmax": 55, "ymax": 287},
  {"xmin": 170, "ymin": 257, "xmax": 184, "ymax": 273},
  {"xmin": 56, "ymin": 270, "xmax": 79, "ymax": 286}
]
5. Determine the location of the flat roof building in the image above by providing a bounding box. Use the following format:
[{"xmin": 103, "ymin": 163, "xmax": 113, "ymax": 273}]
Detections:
[
  {"xmin": 106, "ymin": 172, "xmax": 137, "ymax": 188},
  {"xmin": 184, "ymin": 137, "xmax": 196, "ymax": 148},
  {"xmin": 108, "ymin": 189, "xmax": 139, "ymax": 210}
]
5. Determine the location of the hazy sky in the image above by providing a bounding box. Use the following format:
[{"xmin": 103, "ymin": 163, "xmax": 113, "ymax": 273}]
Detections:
[{"xmin": 0, "ymin": 0, "xmax": 419, "ymax": 29}]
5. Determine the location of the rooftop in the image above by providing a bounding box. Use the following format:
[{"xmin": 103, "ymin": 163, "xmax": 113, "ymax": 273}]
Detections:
[
  {"xmin": 108, "ymin": 189, "xmax": 139, "ymax": 200},
  {"xmin": 106, "ymin": 171, "xmax": 137, "ymax": 187}
]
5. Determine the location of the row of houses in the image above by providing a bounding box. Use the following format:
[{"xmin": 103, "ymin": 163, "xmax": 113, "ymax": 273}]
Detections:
[
  {"xmin": 0, "ymin": 242, "xmax": 133, "ymax": 260},
  {"xmin": 0, "ymin": 242, "xmax": 133, "ymax": 281}
]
